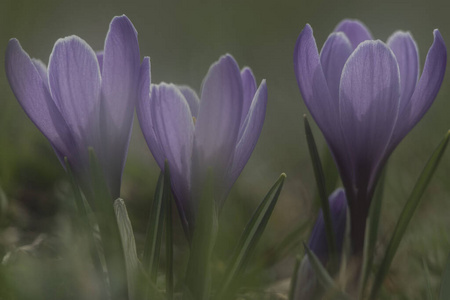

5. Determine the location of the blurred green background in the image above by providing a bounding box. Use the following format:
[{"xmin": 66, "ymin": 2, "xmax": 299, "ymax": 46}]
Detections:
[{"xmin": 0, "ymin": 0, "xmax": 449, "ymax": 299}]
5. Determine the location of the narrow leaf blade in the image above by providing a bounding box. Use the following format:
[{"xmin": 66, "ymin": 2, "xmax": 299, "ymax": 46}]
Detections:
[
  {"xmin": 164, "ymin": 161, "xmax": 174, "ymax": 300},
  {"xmin": 359, "ymin": 165, "xmax": 387, "ymax": 297},
  {"xmin": 304, "ymin": 115, "xmax": 337, "ymax": 267},
  {"xmin": 88, "ymin": 148, "xmax": 129, "ymax": 300},
  {"xmin": 217, "ymin": 173, "xmax": 286, "ymax": 299},
  {"xmin": 304, "ymin": 244, "xmax": 351, "ymax": 300},
  {"xmin": 114, "ymin": 198, "xmax": 140, "ymax": 300},
  {"xmin": 439, "ymin": 255, "xmax": 450, "ymax": 300},
  {"xmin": 184, "ymin": 169, "xmax": 217, "ymax": 300},
  {"xmin": 370, "ymin": 131, "xmax": 450, "ymax": 300},
  {"xmin": 143, "ymin": 171, "xmax": 165, "ymax": 282}
]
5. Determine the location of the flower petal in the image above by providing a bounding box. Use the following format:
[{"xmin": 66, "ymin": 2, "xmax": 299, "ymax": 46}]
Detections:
[
  {"xmin": 339, "ymin": 41, "xmax": 400, "ymax": 186},
  {"xmin": 387, "ymin": 31, "xmax": 419, "ymax": 114},
  {"xmin": 48, "ymin": 35, "xmax": 101, "ymax": 144},
  {"xmin": 137, "ymin": 57, "xmax": 165, "ymax": 169},
  {"xmin": 334, "ymin": 19, "xmax": 373, "ymax": 49},
  {"xmin": 320, "ymin": 32, "xmax": 353, "ymax": 100},
  {"xmin": 96, "ymin": 51, "xmax": 104, "ymax": 74},
  {"xmin": 194, "ymin": 54, "xmax": 243, "ymax": 177},
  {"xmin": 308, "ymin": 188, "xmax": 347, "ymax": 260},
  {"xmin": 240, "ymin": 67, "xmax": 257, "ymax": 125},
  {"xmin": 225, "ymin": 80, "xmax": 267, "ymax": 202},
  {"xmin": 31, "ymin": 59, "xmax": 49, "ymax": 90},
  {"xmin": 151, "ymin": 83, "xmax": 195, "ymax": 229},
  {"xmin": 294, "ymin": 24, "xmax": 340, "ymax": 141},
  {"xmin": 177, "ymin": 85, "xmax": 200, "ymax": 118},
  {"xmin": 391, "ymin": 29, "xmax": 447, "ymax": 145},
  {"xmin": 294, "ymin": 188, "xmax": 347, "ymax": 300},
  {"xmin": 101, "ymin": 15, "xmax": 140, "ymax": 130},
  {"xmin": 5, "ymin": 39, "xmax": 75, "ymax": 158}
]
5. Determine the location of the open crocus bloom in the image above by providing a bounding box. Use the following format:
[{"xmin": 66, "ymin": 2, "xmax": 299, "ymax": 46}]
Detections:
[
  {"xmin": 5, "ymin": 15, "xmax": 143, "ymax": 199},
  {"xmin": 294, "ymin": 20, "xmax": 447, "ymax": 252},
  {"xmin": 138, "ymin": 54, "xmax": 267, "ymax": 235},
  {"xmin": 294, "ymin": 189, "xmax": 347, "ymax": 300}
]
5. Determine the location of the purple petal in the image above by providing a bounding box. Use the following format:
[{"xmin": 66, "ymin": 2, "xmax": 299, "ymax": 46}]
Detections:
[
  {"xmin": 339, "ymin": 40, "xmax": 400, "ymax": 185},
  {"xmin": 151, "ymin": 84, "xmax": 194, "ymax": 182},
  {"xmin": 194, "ymin": 54, "xmax": 243, "ymax": 177},
  {"xmin": 294, "ymin": 188, "xmax": 347, "ymax": 300},
  {"xmin": 150, "ymin": 83, "xmax": 195, "ymax": 228},
  {"xmin": 294, "ymin": 24, "xmax": 340, "ymax": 141},
  {"xmin": 387, "ymin": 31, "xmax": 419, "ymax": 114},
  {"xmin": 320, "ymin": 32, "xmax": 353, "ymax": 100},
  {"xmin": 96, "ymin": 51, "xmax": 104, "ymax": 74},
  {"xmin": 48, "ymin": 35, "xmax": 101, "ymax": 144},
  {"xmin": 137, "ymin": 57, "xmax": 165, "ymax": 169},
  {"xmin": 391, "ymin": 29, "xmax": 447, "ymax": 145},
  {"xmin": 308, "ymin": 188, "xmax": 347, "ymax": 259},
  {"xmin": 177, "ymin": 85, "xmax": 200, "ymax": 118},
  {"xmin": 101, "ymin": 15, "xmax": 140, "ymax": 130},
  {"xmin": 334, "ymin": 19, "xmax": 373, "ymax": 49},
  {"xmin": 5, "ymin": 39, "xmax": 75, "ymax": 158},
  {"xmin": 240, "ymin": 67, "xmax": 257, "ymax": 125},
  {"xmin": 100, "ymin": 15, "xmax": 140, "ymax": 196},
  {"xmin": 31, "ymin": 59, "xmax": 49, "ymax": 90},
  {"xmin": 225, "ymin": 80, "xmax": 267, "ymax": 201}
]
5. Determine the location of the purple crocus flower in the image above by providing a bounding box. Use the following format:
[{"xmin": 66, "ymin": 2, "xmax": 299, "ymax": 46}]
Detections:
[
  {"xmin": 294, "ymin": 188, "xmax": 347, "ymax": 299},
  {"xmin": 137, "ymin": 54, "xmax": 267, "ymax": 235},
  {"xmin": 294, "ymin": 19, "xmax": 447, "ymax": 252},
  {"xmin": 5, "ymin": 15, "xmax": 143, "ymax": 199}
]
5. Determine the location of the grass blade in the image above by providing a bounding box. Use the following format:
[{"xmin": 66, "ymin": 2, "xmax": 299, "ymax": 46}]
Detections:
[
  {"xmin": 359, "ymin": 165, "xmax": 387, "ymax": 297},
  {"xmin": 64, "ymin": 158, "xmax": 107, "ymax": 299},
  {"xmin": 114, "ymin": 198, "xmax": 140, "ymax": 300},
  {"xmin": 164, "ymin": 161, "xmax": 174, "ymax": 300},
  {"xmin": 439, "ymin": 255, "xmax": 450, "ymax": 300},
  {"xmin": 288, "ymin": 255, "xmax": 302, "ymax": 300},
  {"xmin": 143, "ymin": 171, "xmax": 165, "ymax": 282},
  {"xmin": 216, "ymin": 173, "xmax": 286, "ymax": 300},
  {"xmin": 184, "ymin": 170, "xmax": 217, "ymax": 300},
  {"xmin": 313, "ymin": 145, "xmax": 340, "ymax": 211},
  {"xmin": 423, "ymin": 258, "xmax": 434, "ymax": 300},
  {"xmin": 88, "ymin": 148, "xmax": 129, "ymax": 300},
  {"xmin": 304, "ymin": 116, "xmax": 337, "ymax": 269},
  {"xmin": 370, "ymin": 131, "xmax": 450, "ymax": 300},
  {"xmin": 304, "ymin": 244, "xmax": 351, "ymax": 300}
]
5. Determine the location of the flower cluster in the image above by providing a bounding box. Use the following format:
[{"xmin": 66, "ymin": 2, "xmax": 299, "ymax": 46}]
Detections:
[{"xmin": 4, "ymin": 15, "xmax": 448, "ymax": 299}]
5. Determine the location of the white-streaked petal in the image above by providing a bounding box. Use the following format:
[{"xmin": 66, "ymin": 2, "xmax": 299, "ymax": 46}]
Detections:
[{"xmin": 48, "ymin": 35, "xmax": 101, "ymax": 144}]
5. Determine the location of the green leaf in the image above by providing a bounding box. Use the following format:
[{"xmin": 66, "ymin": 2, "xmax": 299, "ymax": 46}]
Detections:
[
  {"xmin": 114, "ymin": 198, "xmax": 140, "ymax": 300},
  {"xmin": 0, "ymin": 185, "xmax": 8, "ymax": 219},
  {"xmin": 303, "ymin": 244, "xmax": 351, "ymax": 300},
  {"xmin": 370, "ymin": 131, "xmax": 450, "ymax": 300},
  {"xmin": 88, "ymin": 148, "xmax": 129, "ymax": 300},
  {"xmin": 143, "ymin": 171, "xmax": 166, "ymax": 282},
  {"xmin": 304, "ymin": 115, "xmax": 337, "ymax": 269},
  {"xmin": 216, "ymin": 173, "xmax": 286, "ymax": 300},
  {"xmin": 313, "ymin": 145, "xmax": 340, "ymax": 211},
  {"xmin": 164, "ymin": 162, "xmax": 174, "ymax": 300},
  {"xmin": 64, "ymin": 158, "xmax": 106, "ymax": 296},
  {"xmin": 184, "ymin": 169, "xmax": 218, "ymax": 300},
  {"xmin": 359, "ymin": 165, "xmax": 388, "ymax": 297},
  {"xmin": 288, "ymin": 255, "xmax": 302, "ymax": 300},
  {"xmin": 439, "ymin": 255, "xmax": 450, "ymax": 300},
  {"xmin": 423, "ymin": 258, "xmax": 434, "ymax": 300}
]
